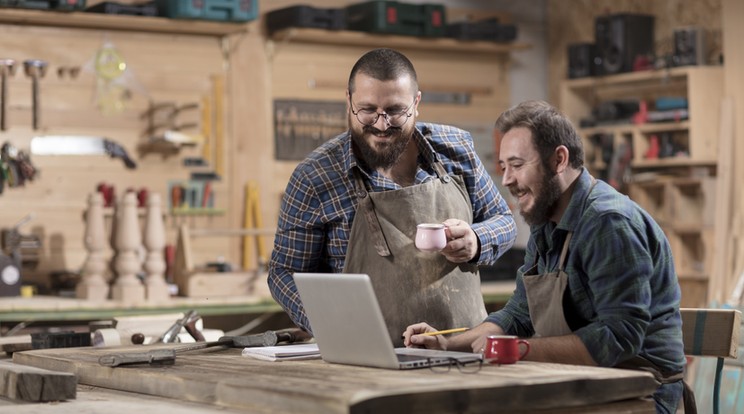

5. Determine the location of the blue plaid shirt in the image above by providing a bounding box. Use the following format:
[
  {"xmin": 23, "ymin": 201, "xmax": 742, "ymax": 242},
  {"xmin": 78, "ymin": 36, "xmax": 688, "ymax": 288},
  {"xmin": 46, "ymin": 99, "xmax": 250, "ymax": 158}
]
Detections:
[
  {"xmin": 269, "ymin": 122, "xmax": 517, "ymax": 331},
  {"xmin": 486, "ymin": 169, "xmax": 685, "ymax": 374}
]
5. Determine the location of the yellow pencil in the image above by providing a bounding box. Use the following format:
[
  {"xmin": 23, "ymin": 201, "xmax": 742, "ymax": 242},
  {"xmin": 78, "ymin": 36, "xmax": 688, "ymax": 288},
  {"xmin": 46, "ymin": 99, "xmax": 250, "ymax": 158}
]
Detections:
[{"xmin": 419, "ymin": 327, "xmax": 468, "ymax": 336}]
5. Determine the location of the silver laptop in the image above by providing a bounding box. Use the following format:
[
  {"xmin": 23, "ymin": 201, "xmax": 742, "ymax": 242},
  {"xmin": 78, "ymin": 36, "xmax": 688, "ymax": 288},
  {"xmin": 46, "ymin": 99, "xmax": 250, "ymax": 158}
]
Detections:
[{"xmin": 294, "ymin": 273, "xmax": 483, "ymax": 370}]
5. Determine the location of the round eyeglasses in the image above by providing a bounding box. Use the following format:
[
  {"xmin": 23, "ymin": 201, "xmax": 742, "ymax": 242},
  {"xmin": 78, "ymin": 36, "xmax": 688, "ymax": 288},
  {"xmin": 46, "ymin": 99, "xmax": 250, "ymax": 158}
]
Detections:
[{"xmin": 350, "ymin": 97, "xmax": 416, "ymax": 127}]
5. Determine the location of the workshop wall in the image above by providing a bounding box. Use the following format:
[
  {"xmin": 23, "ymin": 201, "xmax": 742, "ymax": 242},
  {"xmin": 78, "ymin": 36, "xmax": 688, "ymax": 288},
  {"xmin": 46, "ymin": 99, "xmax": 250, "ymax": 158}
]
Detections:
[
  {"xmin": 0, "ymin": 0, "xmax": 518, "ymax": 291},
  {"xmin": 0, "ymin": 22, "xmax": 232, "ymax": 288}
]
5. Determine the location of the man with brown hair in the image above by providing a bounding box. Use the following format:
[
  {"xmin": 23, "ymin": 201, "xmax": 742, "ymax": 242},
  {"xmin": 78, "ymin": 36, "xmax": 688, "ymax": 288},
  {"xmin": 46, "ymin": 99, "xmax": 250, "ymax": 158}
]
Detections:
[{"xmin": 405, "ymin": 100, "xmax": 689, "ymax": 413}]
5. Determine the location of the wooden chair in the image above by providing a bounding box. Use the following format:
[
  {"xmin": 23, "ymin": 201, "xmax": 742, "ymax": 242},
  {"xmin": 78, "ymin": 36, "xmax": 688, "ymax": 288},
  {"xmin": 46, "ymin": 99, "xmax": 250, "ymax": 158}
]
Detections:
[{"xmin": 681, "ymin": 308, "xmax": 742, "ymax": 414}]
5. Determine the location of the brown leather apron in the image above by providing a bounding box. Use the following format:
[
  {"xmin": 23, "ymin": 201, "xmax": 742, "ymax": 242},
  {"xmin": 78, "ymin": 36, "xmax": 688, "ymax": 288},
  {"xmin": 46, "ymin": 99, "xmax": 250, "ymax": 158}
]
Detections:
[
  {"xmin": 522, "ymin": 178, "xmax": 695, "ymax": 413},
  {"xmin": 343, "ymin": 161, "xmax": 487, "ymax": 347}
]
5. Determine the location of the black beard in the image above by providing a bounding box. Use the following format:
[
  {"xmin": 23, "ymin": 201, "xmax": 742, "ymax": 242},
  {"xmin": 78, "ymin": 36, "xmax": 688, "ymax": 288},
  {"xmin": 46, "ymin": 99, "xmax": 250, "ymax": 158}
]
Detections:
[
  {"xmin": 517, "ymin": 170, "xmax": 562, "ymax": 226},
  {"xmin": 351, "ymin": 125, "xmax": 411, "ymax": 170}
]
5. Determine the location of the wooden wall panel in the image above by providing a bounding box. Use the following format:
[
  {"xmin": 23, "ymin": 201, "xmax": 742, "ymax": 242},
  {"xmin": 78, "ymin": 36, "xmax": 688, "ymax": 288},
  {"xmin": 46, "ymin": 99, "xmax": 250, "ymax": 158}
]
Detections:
[
  {"xmin": 2, "ymin": 1, "xmax": 518, "ymax": 291},
  {"xmin": 0, "ymin": 24, "xmax": 231, "ymax": 288},
  {"xmin": 264, "ymin": 41, "xmax": 511, "ymax": 236}
]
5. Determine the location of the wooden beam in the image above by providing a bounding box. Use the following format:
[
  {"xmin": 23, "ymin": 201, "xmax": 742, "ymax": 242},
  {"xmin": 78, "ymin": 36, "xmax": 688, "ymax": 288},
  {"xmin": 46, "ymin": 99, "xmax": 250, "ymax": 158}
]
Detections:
[
  {"xmin": 0, "ymin": 360, "xmax": 76, "ymax": 402},
  {"xmin": 710, "ymin": 97, "xmax": 735, "ymax": 304},
  {"xmin": 680, "ymin": 308, "xmax": 742, "ymax": 358}
]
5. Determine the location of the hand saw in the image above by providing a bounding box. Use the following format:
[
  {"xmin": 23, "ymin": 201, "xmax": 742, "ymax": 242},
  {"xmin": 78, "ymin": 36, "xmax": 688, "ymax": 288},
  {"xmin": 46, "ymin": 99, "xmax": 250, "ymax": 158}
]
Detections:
[{"xmin": 30, "ymin": 136, "xmax": 137, "ymax": 169}]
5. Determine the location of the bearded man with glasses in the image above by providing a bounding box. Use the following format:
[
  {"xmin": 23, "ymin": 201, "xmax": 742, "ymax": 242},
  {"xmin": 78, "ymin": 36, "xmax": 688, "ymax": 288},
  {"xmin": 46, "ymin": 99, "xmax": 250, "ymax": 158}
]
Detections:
[{"xmin": 269, "ymin": 48, "xmax": 517, "ymax": 346}]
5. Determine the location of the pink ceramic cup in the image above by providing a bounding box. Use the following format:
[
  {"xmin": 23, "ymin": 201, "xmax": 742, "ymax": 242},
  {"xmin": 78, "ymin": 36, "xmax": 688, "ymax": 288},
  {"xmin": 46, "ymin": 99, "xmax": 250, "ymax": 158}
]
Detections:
[{"xmin": 415, "ymin": 223, "xmax": 447, "ymax": 252}]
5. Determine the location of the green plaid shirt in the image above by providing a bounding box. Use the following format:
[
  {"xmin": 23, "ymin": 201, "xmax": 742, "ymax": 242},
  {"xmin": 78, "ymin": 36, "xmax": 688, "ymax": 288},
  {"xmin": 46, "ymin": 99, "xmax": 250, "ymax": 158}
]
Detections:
[{"xmin": 486, "ymin": 169, "xmax": 685, "ymax": 374}]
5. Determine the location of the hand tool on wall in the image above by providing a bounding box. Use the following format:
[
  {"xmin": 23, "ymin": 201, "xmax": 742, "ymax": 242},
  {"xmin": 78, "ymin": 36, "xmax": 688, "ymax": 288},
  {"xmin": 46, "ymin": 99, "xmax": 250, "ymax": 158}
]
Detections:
[
  {"xmin": 98, "ymin": 328, "xmax": 311, "ymax": 367},
  {"xmin": 0, "ymin": 59, "xmax": 16, "ymax": 131},
  {"xmin": 242, "ymin": 181, "xmax": 267, "ymax": 270},
  {"xmin": 30, "ymin": 135, "xmax": 136, "ymax": 169},
  {"xmin": 23, "ymin": 60, "xmax": 47, "ymax": 131},
  {"xmin": 211, "ymin": 74, "xmax": 225, "ymax": 178}
]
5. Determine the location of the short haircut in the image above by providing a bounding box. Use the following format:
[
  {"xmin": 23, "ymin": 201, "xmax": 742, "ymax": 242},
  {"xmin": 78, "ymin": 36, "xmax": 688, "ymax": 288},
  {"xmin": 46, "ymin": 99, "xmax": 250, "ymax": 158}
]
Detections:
[
  {"xmin": 495, "ymin": 100, "xmax": 584, "ymax": 169},
  {"xmin": 348, "ymin": 48, "xmax": 419, "ymax": 94}
]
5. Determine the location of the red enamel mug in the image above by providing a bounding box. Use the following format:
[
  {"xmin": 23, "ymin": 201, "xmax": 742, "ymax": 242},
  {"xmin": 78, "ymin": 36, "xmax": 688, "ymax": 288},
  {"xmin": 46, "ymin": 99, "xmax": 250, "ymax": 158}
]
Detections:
[{"xmin": 484, "ymin": 335, "xmax": 530, "ymax": 364}]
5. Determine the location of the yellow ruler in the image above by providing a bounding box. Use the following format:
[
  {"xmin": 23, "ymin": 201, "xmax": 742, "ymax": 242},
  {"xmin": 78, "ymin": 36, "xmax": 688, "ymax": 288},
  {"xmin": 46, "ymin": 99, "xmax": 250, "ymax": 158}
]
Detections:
[
  {"xmin": 211, "ymin": 74, "xmax": 225, "ymax": 178},
  {"xmin": 242, "ymin": 181, "xmax": 267, "ymax": 270},
  {"xmin": 200, "ymin": 94, "xmax": 212, "ymax": 165}
]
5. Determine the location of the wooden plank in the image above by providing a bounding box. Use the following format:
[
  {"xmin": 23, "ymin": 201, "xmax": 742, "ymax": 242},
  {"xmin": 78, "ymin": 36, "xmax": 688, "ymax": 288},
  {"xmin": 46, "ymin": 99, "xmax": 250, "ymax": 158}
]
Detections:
[
  {"xmin": 0, "ymin": 9, "xmax": 247, "ymax": 36},
  {"xmin": 681, "ymin": 308, "xmax": 742, "ymax": 358},
  {"xmin": 270, "ymin": 28, "xmax": 530, "ymax": 55},
  {"xmin": 0, "ymin": 360, "xmax": 76, "ymax": 402},
  {"xmin": 12, "ymin": 346, "xmax": 657, "ymax": 414},
  {"xmin": 710, "ymin": 97, "xmax": 735, "ymax": 304},
  {"xmin": 723, "ymin": 0, "xmax": 744, "ymax": 307},
  {"xmin": 0, "ymin": 383, "xmax": 250, "ymax": 414}
]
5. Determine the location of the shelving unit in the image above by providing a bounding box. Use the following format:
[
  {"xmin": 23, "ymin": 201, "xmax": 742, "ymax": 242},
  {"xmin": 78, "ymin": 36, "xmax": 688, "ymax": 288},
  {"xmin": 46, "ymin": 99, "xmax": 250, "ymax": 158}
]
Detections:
[
  {"xmin": 562, "ymin": 66, "xmax": 722, "ymax": 173},
  {"xmin": 0, "ymin": 9, "xmax": 248, "ymax": 36},
  {"xmin": 560, "ymin": 66, "xmax": 724, "ymax": 308}
]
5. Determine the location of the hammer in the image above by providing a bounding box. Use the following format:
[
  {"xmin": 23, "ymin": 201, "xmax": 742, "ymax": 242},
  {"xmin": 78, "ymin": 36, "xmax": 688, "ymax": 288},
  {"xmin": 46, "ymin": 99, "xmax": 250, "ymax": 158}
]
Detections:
[
  {"xmin": 0, "ymin": 59, "xmax": 16, "ymax": 131},
  {"xmin": 23, "ymin": 59, "xmax": 47, "ymax": 130}
]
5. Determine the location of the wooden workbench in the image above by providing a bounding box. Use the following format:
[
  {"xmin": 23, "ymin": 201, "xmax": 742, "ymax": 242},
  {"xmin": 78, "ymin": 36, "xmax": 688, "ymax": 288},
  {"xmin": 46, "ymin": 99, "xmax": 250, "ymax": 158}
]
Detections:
[
  {"xmin": 0, "ymin": 281, "xmax": 518, "ymax": 326},
  {"xmin": 10, "ymin": 344, "xmax": 658, "ymax": 413},
  {"xmin": 0, "ymin": 295, "xmax": 281, "ymax": 324}
]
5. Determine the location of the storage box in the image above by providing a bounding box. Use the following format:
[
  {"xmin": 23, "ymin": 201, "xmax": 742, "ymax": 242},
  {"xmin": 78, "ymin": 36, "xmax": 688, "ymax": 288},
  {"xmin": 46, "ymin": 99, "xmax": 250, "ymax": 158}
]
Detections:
[
  {"xmin": 0, "ymin": 0, "xmax": 85, "ymax": 10},
  {"xmin": 265, "ymin": 5, "xmax": 346, "ymax": 36},
  {"xmin": 86, "ymin": 1, "xmax": 158, "ymax": 16},
  {"xmin": 446, "ymin": 18, "xmax": 517, "ymax": 42},
  {"xmin": 345, "ymin": 1, "xmax": 446, "ymax": 37},
  {"xmin": 156, "ymin": 0, "xmax": 258, "ymax": 22}
]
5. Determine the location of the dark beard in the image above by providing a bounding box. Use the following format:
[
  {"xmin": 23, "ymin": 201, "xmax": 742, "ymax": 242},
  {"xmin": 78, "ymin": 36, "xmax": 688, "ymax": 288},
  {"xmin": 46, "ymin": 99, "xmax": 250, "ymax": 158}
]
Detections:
[
  {"xmin": 519, "ymin": 170, "xmax": 562, "ymax": 226},
  {"xmin": 351, "ymin": 125, "xmax": 411, "ymax": 170}
]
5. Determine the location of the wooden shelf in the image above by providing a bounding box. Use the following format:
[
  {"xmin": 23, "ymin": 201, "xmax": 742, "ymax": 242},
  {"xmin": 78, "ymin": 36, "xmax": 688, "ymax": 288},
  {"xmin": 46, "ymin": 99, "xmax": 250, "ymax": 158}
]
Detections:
[
  {"xmin": 677, "ymin": 272, "xmax": 708, "ymax": 281},
  {"xmin": 170, "ymin": 208, "xmax": 225, "ymax": 216},
  {"xmin": 637, "ymin": 121, "xmax": 690, "ymax": 133},
  {"xmin": 0, "ymin": 9, "xmax": 248, "ymax": 36},
  {"xmin": 580, "ymin": 121, "xmax": 690, "ymax": 136},
  {"xmin": 563, "ymin": 66, "xmax": 699, "ymax": 89},
  {"xmin": 269, "ymin": 27, "xmax": 530, "ymax": 54},
  {"xmin": 668, "ymin": 223, "xmax": 708, "ymax": 235},
  {"xmin": 631, "ymin": 158, "xmax": 716, "ymax": 168}
]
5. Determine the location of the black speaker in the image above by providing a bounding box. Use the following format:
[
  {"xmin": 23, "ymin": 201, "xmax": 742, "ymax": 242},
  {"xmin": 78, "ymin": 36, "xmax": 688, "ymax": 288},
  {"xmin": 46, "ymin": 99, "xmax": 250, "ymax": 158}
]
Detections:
[
  {"xmin": 567, "ymin": 43, "xmax": 598, "ymax": 78},
  {"xmin": 595, "ymin": 14, "xmax": 654, "ymax": 75},
  {"xmin": 673, "ymin": 27, "xmax": 706, "ymax": 66}
]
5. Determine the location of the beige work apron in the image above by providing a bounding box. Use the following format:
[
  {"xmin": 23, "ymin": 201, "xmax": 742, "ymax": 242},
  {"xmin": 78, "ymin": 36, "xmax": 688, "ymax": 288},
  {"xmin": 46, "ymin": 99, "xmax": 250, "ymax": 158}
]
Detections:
[
  {"xmin": 522, "ymin": 178, "xmax": 598, "ymax": 337},
  {"xmin": 523, "ymin": 232, "xmax": 574, "ymax": 337},
  {"xmin": 521, "ymin": 177, "xmax": 695, "ymax": 413},
  {"xmin": 343, "ymin": 161, "xmax": 487, "ymax": 347}
]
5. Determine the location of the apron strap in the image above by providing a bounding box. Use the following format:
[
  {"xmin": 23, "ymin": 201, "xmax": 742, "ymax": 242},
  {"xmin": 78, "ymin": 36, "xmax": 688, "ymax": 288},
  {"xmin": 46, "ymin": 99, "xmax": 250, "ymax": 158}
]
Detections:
[
  {"xmin": 351, "ymin": 168, "xmax": 391, "ymax": 257},
  {"xmin": 556, "ymin": 176, "xmax": 598, "ymax": 272},
  {"xmin": 557, "ymin": 232, "xmax": 573, "ymax": 272},
  {"xmin": 431, "ymin": 162, "xmax": 452, "ymax": 184},
  {"xmin": 616, "ymin": 355, "xmax": 697, "ymax": 414}
]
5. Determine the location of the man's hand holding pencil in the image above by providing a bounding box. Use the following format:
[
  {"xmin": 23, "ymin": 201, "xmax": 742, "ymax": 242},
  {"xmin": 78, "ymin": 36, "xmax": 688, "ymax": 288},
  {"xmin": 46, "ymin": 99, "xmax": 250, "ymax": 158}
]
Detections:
[
  {"xmin": 402, "ymin": 324, "xmax": 468, "ymax": 350},
  {"xmin": 403, "ymin": 321, "xmax": 508, "ymax": 353}
]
